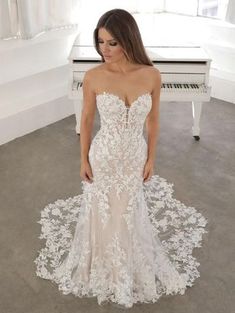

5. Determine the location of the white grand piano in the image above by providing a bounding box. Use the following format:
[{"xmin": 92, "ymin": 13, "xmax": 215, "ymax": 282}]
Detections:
[{"xmin": 68, "ymin": 44, "xmax": 211, "ymax": 140}]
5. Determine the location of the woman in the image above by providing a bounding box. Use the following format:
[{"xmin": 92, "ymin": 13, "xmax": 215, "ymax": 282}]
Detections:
[{"xmin": 35, "ymin": 9, "xmax": 208, "ymax": 309}]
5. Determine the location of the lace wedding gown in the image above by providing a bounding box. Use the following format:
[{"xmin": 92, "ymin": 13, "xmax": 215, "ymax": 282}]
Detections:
[{"xmin": 34, "ymin": 92, "xmax": 208, "ymax": 308}]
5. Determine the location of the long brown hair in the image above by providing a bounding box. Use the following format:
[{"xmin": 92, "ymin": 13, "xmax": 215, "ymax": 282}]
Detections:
[{"xmin": 93, "ymin": 9, "xmax": 153, "ymax": 66}]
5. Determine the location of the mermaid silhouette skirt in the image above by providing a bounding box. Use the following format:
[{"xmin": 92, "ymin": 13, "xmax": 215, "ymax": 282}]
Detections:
[{"xmin": 34, "ymin": 93, "xmax": 208, "ymax": 308}]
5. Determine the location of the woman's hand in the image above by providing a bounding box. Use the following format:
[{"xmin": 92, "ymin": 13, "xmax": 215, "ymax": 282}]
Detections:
[
  {"xmin": 80, "ymin": 160, "xmax": 93, "ymax": 183},
  {"xmin": 143, "ymin": 159, "xmax": 154, "ymax": 183}
]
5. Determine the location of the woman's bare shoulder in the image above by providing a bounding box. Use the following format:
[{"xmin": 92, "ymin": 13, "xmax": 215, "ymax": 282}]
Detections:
[
  {"xmin": 138, "ymin": 66, "xmax": 161, "ymax": 92},
  {"xmin": 83, "ymin": 64, "xmax": 107, "ymax": 93},
  {"xmin": 141, "ymin": 65, "xmax": 161, "ymax": 79},
  {"xmin": 84, "ymin": 64, "xmax": 106, "ymax": 80},
  {"xmin": 145, "ymin": 67, "xmax": 162, "ymax": 92}
]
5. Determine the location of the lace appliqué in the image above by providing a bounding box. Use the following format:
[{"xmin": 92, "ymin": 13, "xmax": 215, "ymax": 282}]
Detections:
[{"xmin": 34, "ymin": 93, "xmax": 208, "ymax": 308}]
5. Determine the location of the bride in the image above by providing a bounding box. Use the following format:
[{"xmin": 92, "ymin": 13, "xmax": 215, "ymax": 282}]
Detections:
[{"xmin": 34, "ymin": 8, "xmax": 208, "ymax": 309}]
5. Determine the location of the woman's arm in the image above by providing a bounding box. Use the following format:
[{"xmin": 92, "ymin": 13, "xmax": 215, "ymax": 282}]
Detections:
[
  {"xmin": 143, "ymin": 68, "xmax": 161, "ymax": 182},
  {"xmin": 80, "ymin": 70, "xmax": 96, "ymax": 163},
  {"xmin": 146, "ymin": 68, "xmax": 161, "ymax": 163}
]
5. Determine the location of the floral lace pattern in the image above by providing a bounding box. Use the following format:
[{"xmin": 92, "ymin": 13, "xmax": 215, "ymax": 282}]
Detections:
[{"xmin": 34, "ymin": 92, "xmax": 208, "ymax": 308}]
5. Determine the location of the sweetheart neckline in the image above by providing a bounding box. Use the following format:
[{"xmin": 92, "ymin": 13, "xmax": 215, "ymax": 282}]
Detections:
[{"xmin": 96, "ymin": 92, "xmax": 151, "ymax": 108}]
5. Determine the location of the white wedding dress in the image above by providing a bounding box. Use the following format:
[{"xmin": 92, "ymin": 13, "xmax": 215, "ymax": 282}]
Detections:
[{"xmin": 34, "ymin": 92, "xmax": 208, "ymax": 308}]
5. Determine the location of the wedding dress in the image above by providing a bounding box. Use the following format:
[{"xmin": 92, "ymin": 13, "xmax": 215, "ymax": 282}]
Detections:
[{"xmin": 34, "ymin": 92, "xmax": 208, "ymax": 308}]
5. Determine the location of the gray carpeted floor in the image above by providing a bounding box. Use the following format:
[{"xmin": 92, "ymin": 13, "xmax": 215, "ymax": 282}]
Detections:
[{"xmin": 0, "ymin": 98, "xmax": 234, "ymax": 313}]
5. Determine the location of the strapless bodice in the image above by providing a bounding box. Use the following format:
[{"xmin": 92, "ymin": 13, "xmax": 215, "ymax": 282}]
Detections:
[{"xmin": 96, "ymin": 92, "xmax": 152, "ymax": 133}]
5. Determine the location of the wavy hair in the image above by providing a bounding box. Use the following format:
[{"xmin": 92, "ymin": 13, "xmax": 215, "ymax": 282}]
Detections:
[{"xmin": 93, "ymin": 9, "xmax": 153, "ymax": 66}]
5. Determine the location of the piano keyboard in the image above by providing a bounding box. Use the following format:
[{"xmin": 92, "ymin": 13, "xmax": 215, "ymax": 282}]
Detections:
[{"xmin": 71, "ymin": 81, "xmax": 210, "ymax": 102}]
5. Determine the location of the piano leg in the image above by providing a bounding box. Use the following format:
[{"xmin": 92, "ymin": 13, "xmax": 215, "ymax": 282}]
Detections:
[
  {"xmin": 74, "ymin": 98, "xmax": 83, "ymax": 135},
  {"xmin": 192, "ymin": 101, "xmax": 202, "ymax": 141}
]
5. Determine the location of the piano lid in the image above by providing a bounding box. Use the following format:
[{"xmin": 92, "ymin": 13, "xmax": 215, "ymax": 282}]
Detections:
[
  {"xmin": 146, "ymin": 46, "xmax": 211, "ymax": 62},
  {"xmin": 68, "ymin": 45, "xmax": 100, "ymax": 62},
  {"xmin": 69, "ymin": 45, "xmax": 211, "ymax": 63}
]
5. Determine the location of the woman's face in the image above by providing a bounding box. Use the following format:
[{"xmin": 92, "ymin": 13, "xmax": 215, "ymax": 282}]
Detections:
[{"xmin": 98, "ymin": 28, "xmax": 126, "ymax": 63}]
